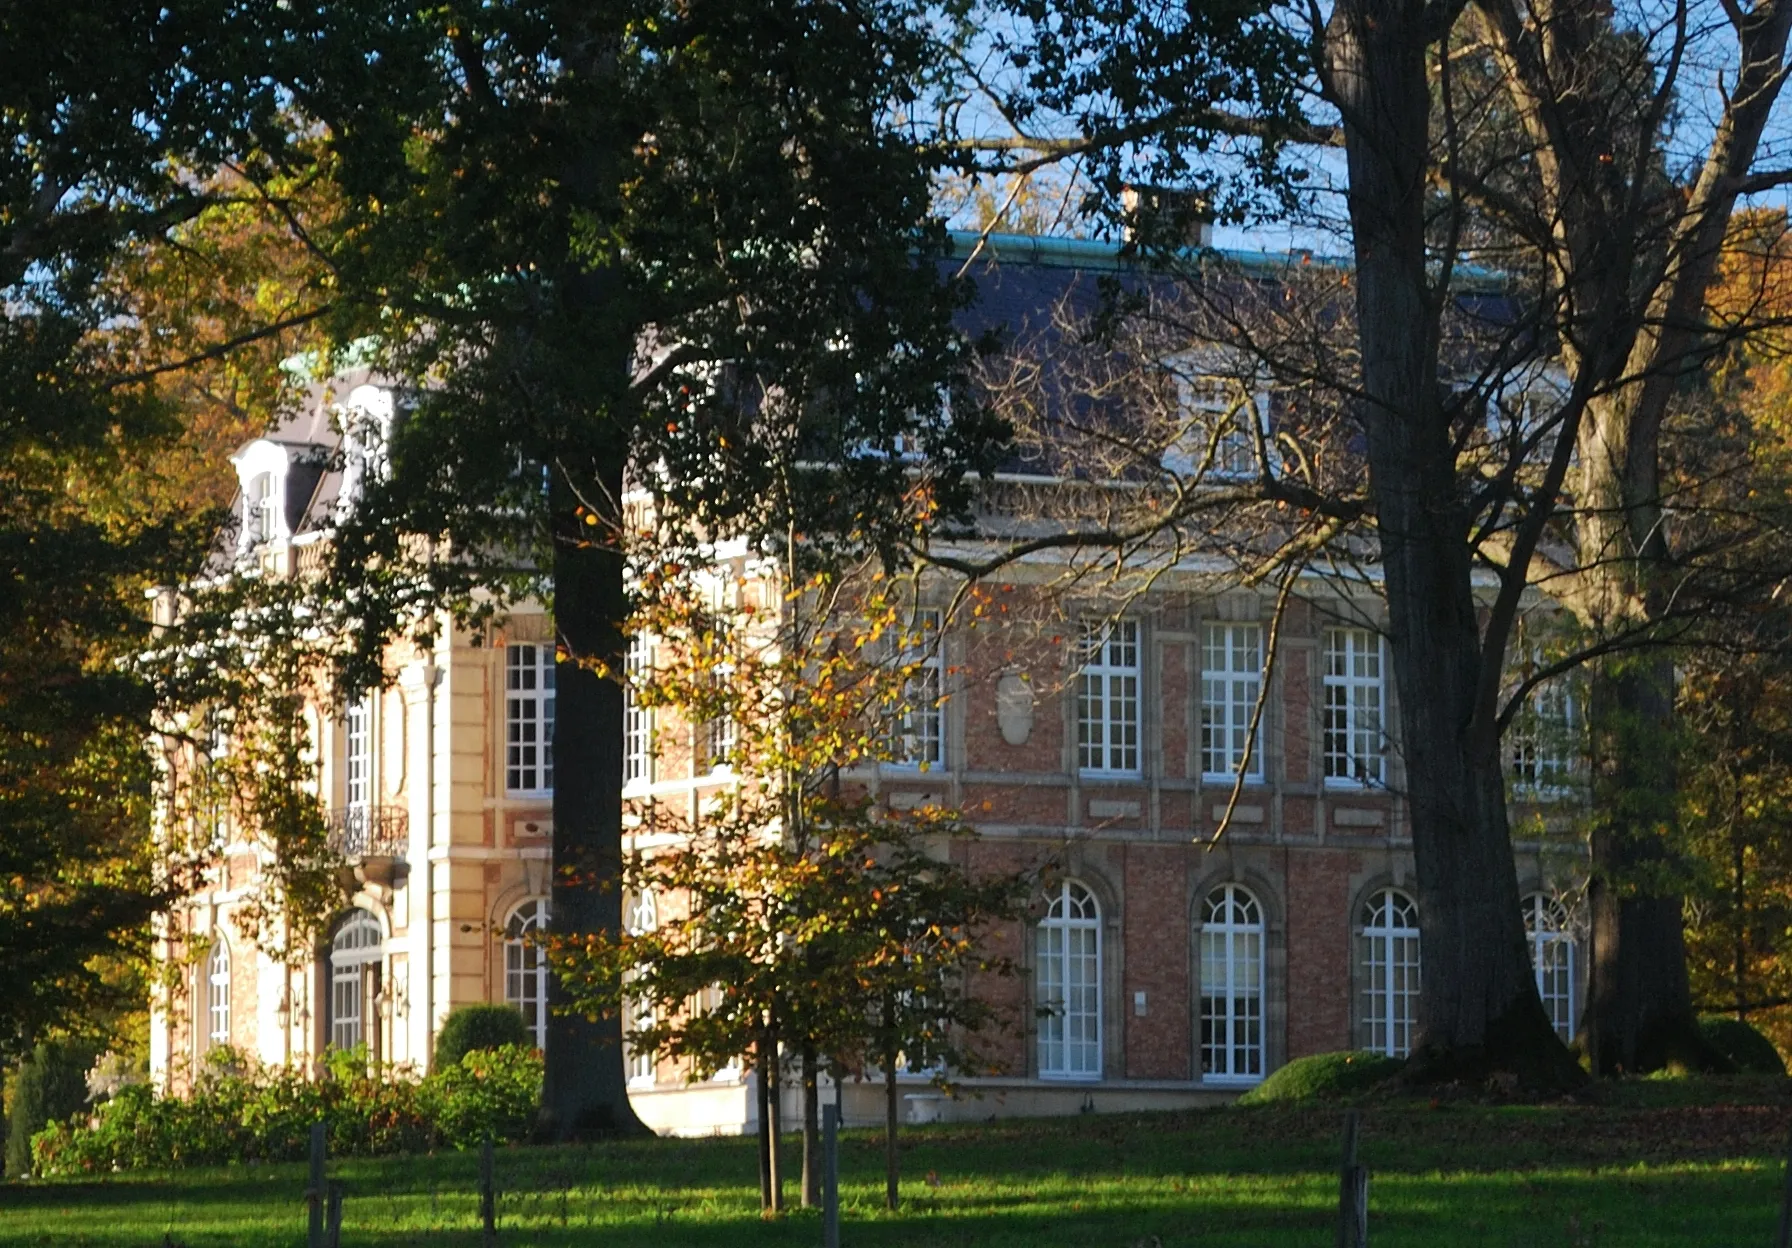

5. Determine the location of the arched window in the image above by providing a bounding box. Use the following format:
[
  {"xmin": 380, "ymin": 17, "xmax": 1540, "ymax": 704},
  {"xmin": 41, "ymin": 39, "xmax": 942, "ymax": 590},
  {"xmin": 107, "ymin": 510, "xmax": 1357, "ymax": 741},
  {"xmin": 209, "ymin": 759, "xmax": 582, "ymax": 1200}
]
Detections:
[
  {"xmin": 624, "ymin": 892, "xmax": 656, "ymax": 1083},
  {"xmin": 1524, "ymin": 893, "xmax": 1577, "ymax": 1043},
  {"xmin": 505, "ymin": 899, "xmax": 550, "ymax": 1051},
  {"xmin": 205, "ymin": 939, "xmax": 231, "ymax": 1051},
  {"xmin": 1199, "ymin": 885, "xmax": 1264, "ymax": 1082},
  {"xmin": 1037, "ymin": 880, "xmax": 1102, "ymax": 1079},
  {"xmin": 329, "ymin": 911, "xmax": 381, "ymax": 1051},
  {"xmin": 1357, "ymin": 889, "xmax": 1420, "ymax": 1058}
]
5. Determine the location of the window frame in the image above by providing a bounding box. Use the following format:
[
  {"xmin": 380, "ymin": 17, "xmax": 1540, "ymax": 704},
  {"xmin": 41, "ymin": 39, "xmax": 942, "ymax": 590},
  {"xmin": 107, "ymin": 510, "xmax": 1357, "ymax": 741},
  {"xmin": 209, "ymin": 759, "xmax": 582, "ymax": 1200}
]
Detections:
[
  {"xmin": 623, "ymin": 633, "xmax": 652, "ymax": 788},
  {"xmin": 1201, "ymin": 622, "xmax": 1264, "ymax": 783},
  {"xmin": 504, "ymin": 898, "xmax": 551, "ymax": 1052},
  {"xmin": 246, "ymin": 470, "xmax": 280, "ymax": 544},
  {"xmin": 328, "ymin": 911, "xmax": 382, "ymax": 1053},
  {"xmin": 1036, "ymin": 880, "xmax": 1103, "ymax": 1081},
  {"xmin": 1163, "ymin": 366, "xmax": 1270, "ymax": 483},
  {"xmin": 1323, "ymin": 627, "xmax": 1387, "ymax": 788},
  {"xmin": 1199, "ymin": 884, "xmax": 1265, "ymax": 1085},
  {"xmin": 343, "ymin": 699, "xmax": 372, "ymax": 811},
  {"xmin": 888, "ymin": 608, "xmax": 945, "ymax": 771},
  {"xmin": 1357, "ymin": 889, "xmax": 1420, "ymax": 1058},
  {"xmin": 700, "ymin": 582, "xmax": 737, "ymax": 775},
  {"xmin": 1524, "ymin": 893, "xmax": 1578, "ymax": 1044},
  {"xmin": 1510, "ymin": 670, "xmax": 1579, "ymax": 799},
  {"xmin": 205, "ymin": 938, "xmax": 231, "ymax": 1052},
  {"xmin": 505, "ymin": 643, "xmax": 556, "ymax": 797},
  {"xmin": 1077, "ymin": 619, "xmax": 1142, "ymax": 779}
]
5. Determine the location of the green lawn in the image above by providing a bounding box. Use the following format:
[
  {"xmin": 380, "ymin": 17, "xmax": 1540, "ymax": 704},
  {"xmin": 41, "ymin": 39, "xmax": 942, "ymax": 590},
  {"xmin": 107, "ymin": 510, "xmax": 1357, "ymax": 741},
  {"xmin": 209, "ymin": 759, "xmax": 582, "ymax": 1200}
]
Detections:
[{"xmin": 4, "ymin": 1079, "xmax": 1789, "ymax": 1247}]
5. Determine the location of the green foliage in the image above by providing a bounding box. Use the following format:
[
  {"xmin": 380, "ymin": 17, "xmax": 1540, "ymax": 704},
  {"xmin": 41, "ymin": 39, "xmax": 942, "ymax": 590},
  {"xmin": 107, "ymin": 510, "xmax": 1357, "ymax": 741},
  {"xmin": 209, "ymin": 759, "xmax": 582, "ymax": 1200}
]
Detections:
[
  {"xmin": 1235, "ymin": 1051, "xmax": 1402, "ymax": 1105},
  {"xmin": 1697, "ymin": 1017, "xmax": 1786, "ymax": 1076},
  {"xmin": 420, "ymin": 1047, "xmax": 545, "ymax": 1148},
  {"xmin": 6, "ymin": 1040, "xmax": 101, "ymax": 1178},
  {"xmin": 552, "ymin": 575, "xmax": 1031, "ymax": 1096},
  {"xmin": 434, "ymin": 1006, "xmax": 531, "ymax": 1070},
  {"xmin": 29, "ymin": 1046, "xmax": 542, "ymax": 1176},
  {"xmin": 0, "ymin": 0, "xmax": 350, "ymax": 1062}
]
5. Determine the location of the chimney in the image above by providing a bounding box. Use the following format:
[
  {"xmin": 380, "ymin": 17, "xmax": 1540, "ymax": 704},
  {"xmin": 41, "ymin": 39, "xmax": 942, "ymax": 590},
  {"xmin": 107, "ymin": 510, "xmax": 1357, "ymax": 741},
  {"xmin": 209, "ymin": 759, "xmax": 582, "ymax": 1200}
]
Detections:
[{"xmin": 1120, "ymin": 184, "xmax": 1215, "ymax": 249}]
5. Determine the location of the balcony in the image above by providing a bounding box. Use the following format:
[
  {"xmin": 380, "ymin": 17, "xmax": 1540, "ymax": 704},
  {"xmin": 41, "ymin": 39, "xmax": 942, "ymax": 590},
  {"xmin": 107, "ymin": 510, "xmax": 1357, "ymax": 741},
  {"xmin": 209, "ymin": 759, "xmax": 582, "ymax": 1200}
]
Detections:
[{"xmin": 327, "ymin": 805, "xmax": 409, "ymax": 890}]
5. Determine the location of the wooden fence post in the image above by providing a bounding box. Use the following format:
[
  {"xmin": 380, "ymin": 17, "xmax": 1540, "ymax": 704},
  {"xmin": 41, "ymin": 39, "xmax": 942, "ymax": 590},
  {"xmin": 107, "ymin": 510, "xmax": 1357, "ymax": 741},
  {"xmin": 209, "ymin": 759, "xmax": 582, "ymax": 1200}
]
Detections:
[
  {"xmin": 307, "ymin": 1122, "xmax": 326, "ymax": 1248},
  {"xmin": 325, "ymin": 1180, "xmax": 345, "ymax": 1248},
  {"xmin": 1776, "ymin": 1123, "xmax": 1792, "ymax": 1248},
  {"xmin": 822, "ymin": 1102, "xmax": 841, "ymax": 1248},
  {"xmin": 480, "ymin": 1135, "xmax": 497, "ymax": 1248},
  {"xmin": 1337, "ymin": 1109, "xmax": 1367, "ymax": 1248}
]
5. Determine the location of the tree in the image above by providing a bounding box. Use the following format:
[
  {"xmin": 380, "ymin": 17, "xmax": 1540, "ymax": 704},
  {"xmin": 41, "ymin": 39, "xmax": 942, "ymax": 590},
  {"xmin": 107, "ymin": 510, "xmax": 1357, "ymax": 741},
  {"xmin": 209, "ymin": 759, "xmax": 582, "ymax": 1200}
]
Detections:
[
  {"xmin": 552, "ymin": 568, "xmax": 1028, "ymax": 1212},
  {"xmin": 954, "ymin": 0, "xmax": 1792, "ymax": 1080},
  {"xmin": 295, "ymin": 1, "xmax": 1013, "ymax": 1137},
  {"xmin": 0, "ymin": 2, "xmax": 345, "ymax": 1065}
]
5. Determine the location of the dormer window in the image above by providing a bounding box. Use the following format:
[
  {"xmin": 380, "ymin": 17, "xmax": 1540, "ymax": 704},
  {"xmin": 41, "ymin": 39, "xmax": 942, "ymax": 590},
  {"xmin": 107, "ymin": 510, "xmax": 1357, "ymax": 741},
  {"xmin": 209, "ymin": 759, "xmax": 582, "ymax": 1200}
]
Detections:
[
  {"xmin": 246, "ymin": 472, "xmax": 277, "ymax": 544},
  {"xmin": 1161, "ymin": 354, "xmax": 1269, "ymax": 483},
  {"xmin": 337, "ymin": 385, "xmax": 395, "ymax": 515},
  {"xmin": 231, "ymin": 439, "xmax": 293, "ymax": 550}
]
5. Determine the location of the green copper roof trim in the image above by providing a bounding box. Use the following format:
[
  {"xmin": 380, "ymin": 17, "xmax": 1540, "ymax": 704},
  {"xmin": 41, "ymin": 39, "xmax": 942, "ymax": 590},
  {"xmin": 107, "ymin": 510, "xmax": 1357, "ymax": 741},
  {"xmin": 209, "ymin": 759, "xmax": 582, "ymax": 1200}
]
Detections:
[{"xmin": 945, "ymin": 229, "xmax": 1506, "ymax": 290}]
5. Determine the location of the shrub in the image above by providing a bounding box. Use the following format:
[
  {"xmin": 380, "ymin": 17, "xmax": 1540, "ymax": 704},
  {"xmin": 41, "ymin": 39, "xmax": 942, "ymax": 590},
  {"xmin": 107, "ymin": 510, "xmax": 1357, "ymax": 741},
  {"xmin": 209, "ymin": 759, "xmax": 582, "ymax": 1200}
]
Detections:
[
  {"xmin": 1236, "ymin": 1051, "xmax": 1403, "ymax": 1105},
  {"xmin": 435, "ymin": 1005, "xmax": 530, "ymax": 1069},
  {"xmin": 420, "ymin": 1045, "xmax": 544, "ymax": 1148},
  {"xmin": 29, "ymin": 1045, "xmax": 542, "ymax": 1176},
  {"xmin": 1699, "ymin": 1016, "xmax": 1786, "ymax": 1075},
  {"xmin": 7, "ymin": 1039, "xmax": 100, "ymax": 1178}
]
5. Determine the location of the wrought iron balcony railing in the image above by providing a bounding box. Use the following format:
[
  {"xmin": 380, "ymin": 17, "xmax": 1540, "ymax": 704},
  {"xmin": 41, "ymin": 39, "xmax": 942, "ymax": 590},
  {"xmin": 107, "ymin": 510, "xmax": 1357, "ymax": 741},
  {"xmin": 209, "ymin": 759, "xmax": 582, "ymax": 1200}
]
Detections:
[{"xmin": 326, "ymin": 804, "xmax": 409, "ymax": 861}]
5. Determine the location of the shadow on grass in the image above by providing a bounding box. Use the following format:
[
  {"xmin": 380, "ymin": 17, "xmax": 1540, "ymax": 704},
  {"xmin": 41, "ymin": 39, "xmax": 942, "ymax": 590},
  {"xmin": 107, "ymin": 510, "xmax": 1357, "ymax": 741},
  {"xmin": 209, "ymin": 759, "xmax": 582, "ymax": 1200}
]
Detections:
[{"xmin": 3, "ymin": 1101, "xmax": 1787, "ymax": 1248}]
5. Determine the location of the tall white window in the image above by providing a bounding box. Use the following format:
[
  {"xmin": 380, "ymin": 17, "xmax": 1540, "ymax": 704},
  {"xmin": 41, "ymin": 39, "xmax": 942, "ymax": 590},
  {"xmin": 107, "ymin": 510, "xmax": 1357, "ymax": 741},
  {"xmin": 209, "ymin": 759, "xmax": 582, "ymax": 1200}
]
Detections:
[
  {"xmin": 1165, "ymin": 374, "xmax": 1264, "ymax": 480},
  {"xmin": 892, "ymin": 608, "xmax": 944, "ymax": 769},
  {"xmin": 1199, "ymin": 885, "xmax": 1264, "ymax": 1082},
  {"xmin": 505, "ymin": 898, "xmax": 550, "ymax": 1051},
  {"xmin": 703, "ymin": 692, "xmax": 735, "ymax": 771},
  {"xmin": 344, "ymin": 700, "xmax": 372, "ymax": 811},
  {"xmin": 1037, "ymin": 880, "xmax": 1102, "ymax": 1079},
  {"xmin": 1358, "ymin": 890, "xmax": 1420, "ymax": 1058},
  {"xmin": 702, "ymin": 596, "xmax": 735, "ymax": 773},
  {"xmin": 1324, "ymin": 628, "xmax": 1385, "ymax": 786},
  {"xmin": 205, "ymin": 939, "xmax": 231, "ymax": 1051},
  {"xmin": 624, "ymin": 633, "xmax": 651, "ymax": 787},
  {"xmin": 1511, "ymin": 677, "xmax": 1577, "ymax": 797},
  {"xmin": 506, "ymin": 644, "xmax": 555, "ymax": 795},
  {"xmin": 1524, "ymin": 893, "xmax": 1577, "ymax": 1044},
  {"xmin": 1077, "ymin": 620, "xmax": 1140, "ymax": 776},
  {"xmin": 245, "ymin": 471, "xmax": 278, "ymax": 543},
  {"xmin": 329, "ymin": 911, "xmax": 381, "ymax": 1051},
  {"xmin": 1202, "ymin": 623, "xmax": 1263, "ymax": 782},
  {"xmin": 625, "ymin": 891, "xmax": 657, "ymax": 1084}
]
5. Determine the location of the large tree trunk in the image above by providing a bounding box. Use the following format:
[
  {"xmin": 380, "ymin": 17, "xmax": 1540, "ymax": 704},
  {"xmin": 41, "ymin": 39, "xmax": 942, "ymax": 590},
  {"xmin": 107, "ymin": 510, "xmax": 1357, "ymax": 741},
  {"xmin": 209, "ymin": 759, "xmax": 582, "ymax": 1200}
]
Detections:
[
  {"xmin": 535, "ymin": 10, "xmax": 651, "ymax": 1140},
  {"xmin": 1499, "ymin": 0, "xmax": 1792, "ymax": 1074},
  {"xmin": 543, "ymin": 460, "xmax": 649, "ymax": 1137},
  {"xmin": 1576, "ymin": 402, "xmax": 1719, "ymax": 1073},
  {"xmin": 1584, "ymin": 658, "xmax": 1718, "ymax": 1072},
  {"xmin": 1328, "ymin": 0, "xmax": 1575, "ymax": 1086}
]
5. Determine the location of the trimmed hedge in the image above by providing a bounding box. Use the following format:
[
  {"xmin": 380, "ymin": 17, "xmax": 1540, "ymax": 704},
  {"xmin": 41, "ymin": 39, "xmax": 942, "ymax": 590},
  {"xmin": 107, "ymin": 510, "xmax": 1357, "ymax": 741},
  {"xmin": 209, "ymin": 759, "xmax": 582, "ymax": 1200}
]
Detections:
[
  {"xmin": 29, "ymin": 1045, "xmax": 541, "ymax": 1177},
  {"xmin": 435, "ymin": 1004, "xmax": 531, "ymax": 1069},
  {"xmin": 1698, "ymin": 1016, "xmax": 1786, "ymax": 1076},
  {"xmin": 1237, "ymin": 1051, "xmax": 1403, "ymax": 1105}
]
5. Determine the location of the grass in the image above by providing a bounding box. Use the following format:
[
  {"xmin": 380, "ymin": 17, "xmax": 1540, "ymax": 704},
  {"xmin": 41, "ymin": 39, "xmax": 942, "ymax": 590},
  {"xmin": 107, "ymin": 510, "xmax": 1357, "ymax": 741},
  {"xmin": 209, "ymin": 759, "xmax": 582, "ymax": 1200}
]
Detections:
[{"xmin": 3, "ymin": 1076, "xmax": 1789, "ymax": 1247}]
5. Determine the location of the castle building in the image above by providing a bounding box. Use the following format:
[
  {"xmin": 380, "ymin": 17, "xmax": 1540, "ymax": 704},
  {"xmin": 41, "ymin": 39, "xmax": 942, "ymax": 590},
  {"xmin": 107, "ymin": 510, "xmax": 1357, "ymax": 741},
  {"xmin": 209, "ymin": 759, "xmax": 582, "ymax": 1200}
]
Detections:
[{"xmin": 148, "ymin": 232, "xmax": 1584, "ymax": 1134}]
